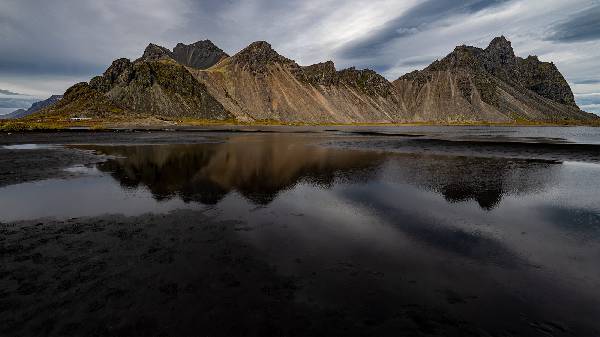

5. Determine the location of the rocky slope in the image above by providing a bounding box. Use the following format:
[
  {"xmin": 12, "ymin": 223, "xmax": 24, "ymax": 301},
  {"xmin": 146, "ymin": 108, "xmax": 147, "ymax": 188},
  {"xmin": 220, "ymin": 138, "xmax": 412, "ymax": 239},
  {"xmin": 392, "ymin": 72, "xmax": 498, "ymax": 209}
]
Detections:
[
  {"xmin": 191, "ymin": 41, "xmax": 406, "ymax": 123},
  {"xmin": 393, "ymin": 36, "xmax": 595, "ymax": 123},
  {"xmin": 37, "ymin": 56, "xmax": 231, "ymax": 121},
  {"xmin": 87, "ymin": 57, "xmax": 230, "ymax": 119},
  {"xmin": 30, "ymin": 36, "xmax": 597, "ymax": 124}
]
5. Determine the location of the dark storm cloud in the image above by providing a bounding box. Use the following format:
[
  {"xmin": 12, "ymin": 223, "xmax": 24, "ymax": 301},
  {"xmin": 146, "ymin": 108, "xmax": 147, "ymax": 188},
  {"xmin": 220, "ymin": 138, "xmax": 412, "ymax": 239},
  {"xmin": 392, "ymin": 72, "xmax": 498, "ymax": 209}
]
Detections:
[
  {"xmin": 547, "ymin": 5, "xmax": 600, "ymax": 43},
  {"xmin": 337, "ymin": 0, "xmax": 512, "ymax": 60},
  {"xmin": 0, "ymin": 61, "xmax": 107, "ymax": 77},
  {"xmin": 0, "ymin": 3, "xmax": 98, "ymax": 75}
]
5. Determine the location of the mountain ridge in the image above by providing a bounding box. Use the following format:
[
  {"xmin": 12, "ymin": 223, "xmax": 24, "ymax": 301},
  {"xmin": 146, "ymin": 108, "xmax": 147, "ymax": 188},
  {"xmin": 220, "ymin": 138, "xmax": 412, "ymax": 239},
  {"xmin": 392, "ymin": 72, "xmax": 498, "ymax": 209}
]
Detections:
[{"xmin": 23, "ymin": 36, "xmax": 598, "ymax": 125}]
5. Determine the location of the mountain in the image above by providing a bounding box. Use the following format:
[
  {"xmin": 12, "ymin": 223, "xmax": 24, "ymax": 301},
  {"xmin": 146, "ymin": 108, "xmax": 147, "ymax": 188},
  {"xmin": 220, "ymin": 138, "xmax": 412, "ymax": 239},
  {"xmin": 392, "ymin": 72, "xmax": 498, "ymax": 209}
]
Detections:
[
  {"xmin": 137, "ymin": 40, "xmax": 228, "ymax": 69},
  {"xmin": 172, "ymin": 40, "xmax": 229, "ymax": 69},
  {"xmin": 191, "ymin": 41, "xmax": 405, "ymax": 122},
  {"xmin": 36, "ymin": 58, "xmax": 231, "ymax": 121},
  {"xmin": 30, "ymin": 36, "xmax": 598, "ymax": 125},
  {"xmin": 393, "ymin": 36, "xmax": 595, "ymax": 123},
  {"xmin": 32, "ymin": 41, "xmax": 233, "ymax": 121},
  {"xmin": 1, "ymin": 95, "xmax": 62, "ymax": 119}
]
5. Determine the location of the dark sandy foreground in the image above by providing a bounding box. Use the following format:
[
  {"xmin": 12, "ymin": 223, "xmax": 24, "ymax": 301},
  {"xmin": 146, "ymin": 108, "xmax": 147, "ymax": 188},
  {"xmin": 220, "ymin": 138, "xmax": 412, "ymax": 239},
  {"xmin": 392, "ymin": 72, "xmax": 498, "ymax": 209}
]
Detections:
[{"xmin": 2, "ymin": 211, "xmax": 488, "ymax": 337}]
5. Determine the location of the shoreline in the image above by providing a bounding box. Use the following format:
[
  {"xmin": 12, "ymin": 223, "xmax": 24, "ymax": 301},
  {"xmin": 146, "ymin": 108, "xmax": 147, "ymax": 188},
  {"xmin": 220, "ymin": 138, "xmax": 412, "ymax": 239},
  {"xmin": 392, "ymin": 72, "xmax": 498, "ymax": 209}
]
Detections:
[{"xmin": 1, "ymin": 118, "xmax": 599, "ymax": 132}]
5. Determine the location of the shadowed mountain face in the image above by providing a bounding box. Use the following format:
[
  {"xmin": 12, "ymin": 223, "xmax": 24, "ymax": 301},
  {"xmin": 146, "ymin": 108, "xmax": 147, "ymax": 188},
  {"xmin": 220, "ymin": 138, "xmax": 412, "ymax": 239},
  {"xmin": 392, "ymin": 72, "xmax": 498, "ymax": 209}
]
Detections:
[
  {"xmin": 172, "ymin": 40, "xmax": 229, "ymax": 69},
  {"xmin": 88, "ymin": 58, "xmax": 231, "ymax": 119},
  {"xmin": 29, "ymin": 36, "xmax": 598, "ymax": 124},
  {"xmin": 138, "ymin": 40, "xmax": 228, "ymax": 69},
  {"xmin": 76, "ymin": 136, "xmax": 560, "ymax": 209}
]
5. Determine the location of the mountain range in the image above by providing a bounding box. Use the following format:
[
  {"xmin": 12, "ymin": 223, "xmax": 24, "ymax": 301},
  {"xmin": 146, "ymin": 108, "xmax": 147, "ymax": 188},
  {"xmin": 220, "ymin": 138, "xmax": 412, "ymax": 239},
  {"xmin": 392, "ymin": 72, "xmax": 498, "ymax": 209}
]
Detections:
[
  {"xmin": 29, "ymin": 37, "xmax": 598, "ymax": 124},
  {"xmin": 1, "ymin": 95, "xmax": 63, "ymax": 120}
]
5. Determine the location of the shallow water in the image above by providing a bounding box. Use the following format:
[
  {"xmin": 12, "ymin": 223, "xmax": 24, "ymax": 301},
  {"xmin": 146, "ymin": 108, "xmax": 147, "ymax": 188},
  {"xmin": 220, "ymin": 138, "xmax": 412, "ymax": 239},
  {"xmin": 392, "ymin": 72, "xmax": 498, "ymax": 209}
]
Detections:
[{"xmin": 1, "ymin": 129, "xmax": 600, "ymax": 336}]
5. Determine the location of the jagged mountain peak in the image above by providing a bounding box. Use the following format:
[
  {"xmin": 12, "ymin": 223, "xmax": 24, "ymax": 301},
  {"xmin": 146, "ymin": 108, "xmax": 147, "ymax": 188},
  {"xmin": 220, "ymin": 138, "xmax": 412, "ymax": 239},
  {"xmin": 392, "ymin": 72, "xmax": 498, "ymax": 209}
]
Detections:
[
  {"xmin": 172, "ymin": 40, "xmax": 229, "ymax": 69},
  {"xmin": 425, "ymin": 45, "xmax": 483, "ymax": 71},
  {"xmin": 246, "ymin": 41, "xmax": 274, "ymax": 50},
  {"xmin": 302, "ymin": 60, "xmax": 336, "ymax": 73},
  {"xmin": 177, "ymin": 39, "xmax": 220, "ymax": 49},
  {"xmin": 137, "ymin": 40, "xmax": 228, "ymax": 69},
  {"xmin": 484, "ymin": 36, "xmax": 516, "ymax": 67},
  {"xmin": 487, "ymin": 36, "xmax": 512, "ymax": 50},
  {"xmin": 231, "ymin": 41, "xmax": 297, "ymax": 73},
  {"xmin": 140, "ymin": 43, "xmax": 173, "ymax": 62},
  {"xmin": 235, "ymin": 41, "xmax": 282, "ymax": 60},
  {"xmin": 299, "ymin": 61, "xmax": 338, "ymax": 85}
]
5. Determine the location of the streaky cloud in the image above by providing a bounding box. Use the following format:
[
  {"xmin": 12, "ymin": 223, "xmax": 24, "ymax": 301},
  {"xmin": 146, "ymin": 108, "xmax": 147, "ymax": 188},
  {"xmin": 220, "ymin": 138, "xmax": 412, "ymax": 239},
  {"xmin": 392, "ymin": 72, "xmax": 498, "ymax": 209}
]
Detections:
[
  {"xmin": 336, "ymin": 0, "xmax": 512, "ymax": 62},
  {"xmin": 547, "ymin": 5, "xmax": 600, "ymax": 43}
]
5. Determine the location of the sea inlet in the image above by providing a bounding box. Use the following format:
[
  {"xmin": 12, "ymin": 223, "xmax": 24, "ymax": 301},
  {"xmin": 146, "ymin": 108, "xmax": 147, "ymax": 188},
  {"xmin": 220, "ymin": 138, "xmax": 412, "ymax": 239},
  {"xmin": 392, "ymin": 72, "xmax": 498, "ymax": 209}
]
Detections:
[{"xmin": 1, "ymin": 126, "xmax": 599, "ymax": 336}]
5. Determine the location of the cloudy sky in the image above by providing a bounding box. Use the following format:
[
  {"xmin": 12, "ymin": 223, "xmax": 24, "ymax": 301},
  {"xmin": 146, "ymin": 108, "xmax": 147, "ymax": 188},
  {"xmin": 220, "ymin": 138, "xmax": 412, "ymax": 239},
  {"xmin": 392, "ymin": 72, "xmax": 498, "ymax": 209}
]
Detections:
[{"xmin": 1, "ymin": 0, "xmax": 599, "ymax": 113}]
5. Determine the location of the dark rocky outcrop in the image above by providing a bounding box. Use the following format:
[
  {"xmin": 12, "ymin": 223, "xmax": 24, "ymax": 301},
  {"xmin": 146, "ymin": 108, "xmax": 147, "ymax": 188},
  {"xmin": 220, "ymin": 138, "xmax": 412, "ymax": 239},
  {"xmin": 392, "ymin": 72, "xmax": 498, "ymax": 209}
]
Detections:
[
  {"xmin": 337, "ymin": 67, "xmax": 395, "ymax": 98},
  {"xmin": 138, "ymin": 40, "xmax": 228, "ymax": 70},
  {"xmin": 297, "ymin": 61, "xmax": 394, "ymax": 97},
  {"xmin": 88, "ymin": 58, "xmax": 231, "ymax": 119},
  {"xmin": 172, "ymin": 40, "xmax": 229, "ymax": 69},
  {"xmin": 229, "ymin": 41, "xmax": 299, "ymax": 73},
  {"xmin": 139, "ymin": 43, "xmax": 174, "ymax": 63},
  {"xmin": 299, "ymin": 61, "xmax": 338, "ymax": 85},
  {"xmin": 518, "ymin": 55, "xmax": 576, "ymax": 107}
]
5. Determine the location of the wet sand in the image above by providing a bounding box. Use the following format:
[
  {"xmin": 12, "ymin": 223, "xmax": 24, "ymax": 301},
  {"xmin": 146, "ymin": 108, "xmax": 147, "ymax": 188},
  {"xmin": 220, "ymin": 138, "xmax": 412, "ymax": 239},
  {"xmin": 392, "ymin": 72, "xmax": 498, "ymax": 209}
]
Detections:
[{"xmin": 3, "ymin": 211, "xmax": 496, "ymax": 336}]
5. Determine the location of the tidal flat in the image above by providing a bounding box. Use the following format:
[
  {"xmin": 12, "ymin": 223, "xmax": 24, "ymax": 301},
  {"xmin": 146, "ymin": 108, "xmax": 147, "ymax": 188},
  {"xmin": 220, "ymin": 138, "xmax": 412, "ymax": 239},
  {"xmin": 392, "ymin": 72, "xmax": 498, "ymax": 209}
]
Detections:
[{"xmin": 1, "ymin": 126, "xmax": 599, "ymax": 336}]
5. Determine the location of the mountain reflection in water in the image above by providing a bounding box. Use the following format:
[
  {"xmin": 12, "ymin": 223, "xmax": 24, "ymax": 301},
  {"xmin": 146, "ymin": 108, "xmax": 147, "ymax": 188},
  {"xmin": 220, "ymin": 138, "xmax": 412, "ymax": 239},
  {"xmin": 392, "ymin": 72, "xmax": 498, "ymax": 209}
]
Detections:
[
  {"xmin": 3, "ymin": 132, "xmax": 600, "ymax": 336},
  {"xmin": 78, "ymin": 135, "xmax": 560, "ymax": 210}
]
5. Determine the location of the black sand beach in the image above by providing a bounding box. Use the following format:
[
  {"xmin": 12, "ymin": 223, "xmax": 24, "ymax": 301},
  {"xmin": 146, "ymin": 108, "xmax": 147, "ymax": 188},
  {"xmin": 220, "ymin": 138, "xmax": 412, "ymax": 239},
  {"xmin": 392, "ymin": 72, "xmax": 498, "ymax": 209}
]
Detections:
[{"xmin": 1, "ymin": 127, "xmax": 600, "ymax": 336}]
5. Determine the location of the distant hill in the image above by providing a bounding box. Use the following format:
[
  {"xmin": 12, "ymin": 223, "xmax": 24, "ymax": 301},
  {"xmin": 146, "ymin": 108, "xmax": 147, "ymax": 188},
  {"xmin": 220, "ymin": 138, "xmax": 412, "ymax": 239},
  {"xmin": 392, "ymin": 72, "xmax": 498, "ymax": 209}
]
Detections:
[
  {"xmin": 30, "ymin": 37, "xmax": 598, "ymax": 124},
  {"xmin": 1, "ymin": 95, "xmax": 63, "ymax": 119}
]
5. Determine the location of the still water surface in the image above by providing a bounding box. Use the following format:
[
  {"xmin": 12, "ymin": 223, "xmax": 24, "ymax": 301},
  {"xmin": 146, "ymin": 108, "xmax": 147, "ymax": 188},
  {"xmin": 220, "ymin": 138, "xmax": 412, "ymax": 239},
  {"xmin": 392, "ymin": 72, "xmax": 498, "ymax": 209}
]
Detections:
[{"xmin": 1, "ymin": 130, "xmax": 599, "ymax": 335}]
